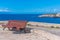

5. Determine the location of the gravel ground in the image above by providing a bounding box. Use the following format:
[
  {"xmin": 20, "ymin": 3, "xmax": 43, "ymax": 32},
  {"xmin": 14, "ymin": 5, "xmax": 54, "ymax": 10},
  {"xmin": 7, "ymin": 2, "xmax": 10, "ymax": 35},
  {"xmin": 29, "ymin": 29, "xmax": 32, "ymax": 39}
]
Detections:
[
  {"xmin": 27, "ymin": 26, "xmax": 60, "ymax": 36},
  {"xmin": 0, "ymin": 28, "xmax": 60, "ymax": 40}
]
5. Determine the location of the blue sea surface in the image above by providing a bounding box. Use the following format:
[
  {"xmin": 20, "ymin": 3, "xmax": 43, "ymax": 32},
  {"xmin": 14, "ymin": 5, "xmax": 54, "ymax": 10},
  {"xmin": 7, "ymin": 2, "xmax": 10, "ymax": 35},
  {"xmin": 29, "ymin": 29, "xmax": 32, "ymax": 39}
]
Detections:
[{"xmin": 0, "ymin": 13, "xmax": 60, "ymax": 24}]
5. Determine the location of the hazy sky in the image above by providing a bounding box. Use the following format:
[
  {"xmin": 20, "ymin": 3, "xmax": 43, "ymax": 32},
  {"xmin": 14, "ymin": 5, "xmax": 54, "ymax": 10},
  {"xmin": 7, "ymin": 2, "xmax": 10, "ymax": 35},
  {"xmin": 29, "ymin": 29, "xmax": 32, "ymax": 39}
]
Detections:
[{"xmin": 0, "ymin": 0, "xmax": 60, "ymax": 13}]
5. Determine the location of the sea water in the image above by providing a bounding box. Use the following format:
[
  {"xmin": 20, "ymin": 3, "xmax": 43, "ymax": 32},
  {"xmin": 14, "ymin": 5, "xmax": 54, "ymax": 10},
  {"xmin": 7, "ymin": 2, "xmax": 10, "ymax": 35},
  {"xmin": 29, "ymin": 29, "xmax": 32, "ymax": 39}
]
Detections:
[{"xmin": 0, "ymin": 14, "xmax": 60, "ymax": 24}]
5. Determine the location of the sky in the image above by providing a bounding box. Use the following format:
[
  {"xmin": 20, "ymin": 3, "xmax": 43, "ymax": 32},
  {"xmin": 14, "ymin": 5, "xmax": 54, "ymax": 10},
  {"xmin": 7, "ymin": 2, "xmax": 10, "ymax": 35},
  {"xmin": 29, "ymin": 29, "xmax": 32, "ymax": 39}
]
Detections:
[{"xmin": 0, "ymin": 0, "xmax": 60, "ymax": 14}]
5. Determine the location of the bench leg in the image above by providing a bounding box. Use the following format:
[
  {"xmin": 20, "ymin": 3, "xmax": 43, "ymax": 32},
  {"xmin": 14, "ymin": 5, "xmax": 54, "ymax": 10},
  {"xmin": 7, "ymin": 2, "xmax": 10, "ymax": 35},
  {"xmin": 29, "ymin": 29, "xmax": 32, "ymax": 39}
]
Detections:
[
  {"xmin": 24, "ymin": 28, "xmax": 30, "ymax": 33},
  {"xmin": 3, "ymin": 27, "xmax": 6, "ymax": 30}
]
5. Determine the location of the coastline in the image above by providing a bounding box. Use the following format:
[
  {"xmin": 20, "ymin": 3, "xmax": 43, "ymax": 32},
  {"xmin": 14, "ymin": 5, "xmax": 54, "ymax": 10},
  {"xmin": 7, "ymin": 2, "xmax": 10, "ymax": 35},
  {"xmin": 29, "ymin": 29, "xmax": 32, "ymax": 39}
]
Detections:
[
  {"xmin": 0, "ymin": 21, "xmax": 60, "ymax": 28},
  {"xmin": 38, "ymin": 13, "xmax": 60, "ymax": 17}
]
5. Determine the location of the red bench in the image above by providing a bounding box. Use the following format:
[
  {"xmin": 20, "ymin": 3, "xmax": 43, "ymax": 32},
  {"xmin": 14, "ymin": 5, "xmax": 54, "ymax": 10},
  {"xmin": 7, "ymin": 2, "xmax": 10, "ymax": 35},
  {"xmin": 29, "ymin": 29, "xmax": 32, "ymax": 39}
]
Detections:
[{"xmin": 2, "ymin": 20, "xmax": 27, "ymax": 31}]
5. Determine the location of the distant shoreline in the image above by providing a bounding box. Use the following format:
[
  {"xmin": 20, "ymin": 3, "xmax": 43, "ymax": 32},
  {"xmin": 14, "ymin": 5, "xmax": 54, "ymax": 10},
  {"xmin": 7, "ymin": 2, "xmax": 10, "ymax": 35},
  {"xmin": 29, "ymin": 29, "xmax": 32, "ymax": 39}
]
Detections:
[{"xmin": 38, "ymin": 13, "xmax": 60, "ymax": 17}]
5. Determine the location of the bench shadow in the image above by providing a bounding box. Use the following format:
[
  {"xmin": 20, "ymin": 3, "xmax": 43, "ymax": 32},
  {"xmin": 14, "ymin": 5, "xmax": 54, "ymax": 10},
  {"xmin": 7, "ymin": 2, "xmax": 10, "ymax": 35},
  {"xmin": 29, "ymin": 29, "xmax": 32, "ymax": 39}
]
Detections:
[{"xmin": 12, "ymin": 28, "xmax": 32, "ymax": 34}]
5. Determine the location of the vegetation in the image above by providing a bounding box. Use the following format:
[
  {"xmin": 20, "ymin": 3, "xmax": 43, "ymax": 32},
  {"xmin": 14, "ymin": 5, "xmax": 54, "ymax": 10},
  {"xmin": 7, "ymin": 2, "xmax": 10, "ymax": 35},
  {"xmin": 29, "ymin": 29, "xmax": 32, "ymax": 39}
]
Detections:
[
  {"xmin": 51, "ymin": 26, "xmax": 54, "ymax": 28},
  {"xmin": 55, "ymin": 26, "xmax": 60, "ymax": 29}
]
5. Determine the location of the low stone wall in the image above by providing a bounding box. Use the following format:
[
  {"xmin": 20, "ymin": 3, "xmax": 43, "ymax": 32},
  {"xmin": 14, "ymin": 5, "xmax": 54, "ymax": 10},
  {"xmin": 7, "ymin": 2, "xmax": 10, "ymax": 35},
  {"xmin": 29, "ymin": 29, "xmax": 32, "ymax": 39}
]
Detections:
[{"xmin": 27, "ymin": 22, "xmax": 60, "ymax": 28}]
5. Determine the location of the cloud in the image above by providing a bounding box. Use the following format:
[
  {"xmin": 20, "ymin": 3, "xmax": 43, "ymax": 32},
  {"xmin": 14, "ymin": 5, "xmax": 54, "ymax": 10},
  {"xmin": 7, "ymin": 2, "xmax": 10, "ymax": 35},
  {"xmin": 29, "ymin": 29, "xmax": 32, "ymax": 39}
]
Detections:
[
  {"xmin": 0, "ymin": 8, "xmax": 10, "ymax": 12},
  {"xmin": 27, "ymin": 8, "xmax": 60, "ymax": 13}
]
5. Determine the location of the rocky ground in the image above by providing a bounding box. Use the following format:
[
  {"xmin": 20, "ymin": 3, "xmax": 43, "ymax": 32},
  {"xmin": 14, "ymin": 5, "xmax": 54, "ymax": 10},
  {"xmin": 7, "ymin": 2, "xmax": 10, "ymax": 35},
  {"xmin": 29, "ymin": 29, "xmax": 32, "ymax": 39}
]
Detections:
[{"xmin": 0, "ymin": 28, "xmax": 60, "ymax": 40}]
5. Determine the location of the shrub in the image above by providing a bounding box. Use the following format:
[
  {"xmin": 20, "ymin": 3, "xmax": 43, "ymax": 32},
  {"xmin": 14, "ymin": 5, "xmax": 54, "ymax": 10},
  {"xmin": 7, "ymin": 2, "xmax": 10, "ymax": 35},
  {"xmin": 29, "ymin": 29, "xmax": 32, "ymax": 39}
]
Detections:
[
  {"xmin": 56, "ymin": 27, "xmax": 60, "ymax": 28},
  {"xmin": 27, "ymin": 24, "xmax": 31, "ymax": 26},
  {"xmin": 51, "ymin": 26, "xmax": 54, "ymax": 28}
]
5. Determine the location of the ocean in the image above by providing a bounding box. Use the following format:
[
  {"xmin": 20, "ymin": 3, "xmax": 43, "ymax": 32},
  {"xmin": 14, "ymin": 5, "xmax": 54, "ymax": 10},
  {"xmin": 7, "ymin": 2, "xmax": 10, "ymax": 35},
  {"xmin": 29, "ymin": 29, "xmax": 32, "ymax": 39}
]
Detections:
[{"xmin": 0, "ymin": 14, "xmax": 60, "ymax": 24}]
